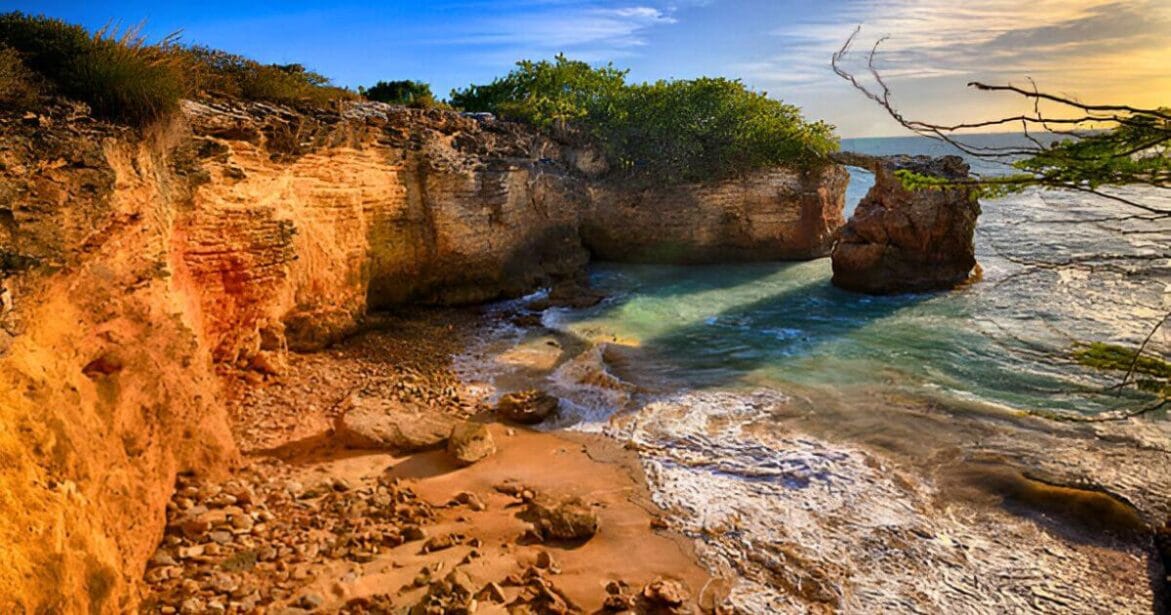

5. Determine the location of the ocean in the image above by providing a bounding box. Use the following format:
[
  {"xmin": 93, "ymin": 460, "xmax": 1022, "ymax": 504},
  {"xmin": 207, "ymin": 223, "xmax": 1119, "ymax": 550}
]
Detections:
[{"xmin": 456, "ymin": 134, "xmax": 1171, "ymax": 612}]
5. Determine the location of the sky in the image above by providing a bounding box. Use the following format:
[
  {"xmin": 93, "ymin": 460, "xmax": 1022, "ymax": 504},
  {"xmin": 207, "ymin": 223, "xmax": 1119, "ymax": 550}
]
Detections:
[{"xmin": 7, "ymin": 0, "xmax": 1170, "ymax": 137}]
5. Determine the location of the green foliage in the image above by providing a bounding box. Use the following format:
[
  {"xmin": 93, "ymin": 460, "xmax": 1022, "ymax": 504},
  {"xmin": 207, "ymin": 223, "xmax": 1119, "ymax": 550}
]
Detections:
[
  {"xmin": 599, "ymin": 78, "xmax": 837, "ymax": 182},
  {"xmin": 893, "ymin": 169, "xmax": 1032, "ymax": 199},
  {"xmin": 451, "ymin": 54, "xmax": 836, "ymax": 181},
  {"xmin": 76, "ymin": 28, "xmax": 186, "ymax": 124},
  {"xmin": 451, "ymin": 54, "xmax": 628, "ymax": 128},
  {"xmin": 361, "ymin": 80, "xmax": 439, "ymax": 107},
  {"xmin": 1013, "ymin": 116, "xmax": 1171, "ymax": 189},
  {"xmin": 0, "ymin": 12, "xmax": 184, "ymax": 124},
  {"xmin": 1074, "ymin": 342, "xmax": 1170, "ymax": 395},
  {"xmin": 178, "ymin": 46, "xmax": 357, "ymax": 106},
  {"xmin": 895, "ymin": 116, "xmax": 1171, "ymax": 197}
]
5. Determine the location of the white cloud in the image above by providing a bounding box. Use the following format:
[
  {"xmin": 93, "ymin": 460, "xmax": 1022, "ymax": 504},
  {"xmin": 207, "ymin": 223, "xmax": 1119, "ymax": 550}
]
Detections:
[
  {"xmin": 749, "ymin": 0, "xmax": 1171, "ymax": 135},
  {"xmin": 774, "ymin": 0, "xmax": 1171, "ymax": 86},
  {"xmin": 430, "ymin": 3, "xmax": 677, "ymax": 62}
]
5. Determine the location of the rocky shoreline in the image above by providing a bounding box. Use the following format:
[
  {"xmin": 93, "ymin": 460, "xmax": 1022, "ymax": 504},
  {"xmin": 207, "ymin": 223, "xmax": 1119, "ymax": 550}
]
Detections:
[
  {"xmin": 141, "ymin": 308, "xmax": 721, "ymax": 614},
  {"xmin": 0, "ymin": 99, "xmax": 842, "ymax": 611}
]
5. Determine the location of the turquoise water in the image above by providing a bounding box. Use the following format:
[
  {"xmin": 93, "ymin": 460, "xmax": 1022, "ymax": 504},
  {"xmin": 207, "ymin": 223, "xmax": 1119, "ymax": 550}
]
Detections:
[
  {"xmin": 456, "ymin": 135, "xmax": 1170, "ymax": 610},
  {"xmin": 545, "ymin": 135, "xmax": 1170, "ymax": 418}
]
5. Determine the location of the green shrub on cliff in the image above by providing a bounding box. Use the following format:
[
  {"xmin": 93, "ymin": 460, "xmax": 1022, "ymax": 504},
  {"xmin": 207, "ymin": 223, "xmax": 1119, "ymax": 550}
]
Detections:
[
  {"xmin": 599, "ymin": 78, "xmax": 837, "ymax": 182},
  {"xmin": 451, "ymin": 55, "xmax": 628, "ymax": 129},
  {"xmin": 361, "ymin": 80, "xmax": 442, "ymax": 108},
  {"xmin": 451, "ymin": 54, "xmax": 837, "ymax": 181},
  {"xmin": 0, "ymin": 13, "xmax": 184, "ymax": 124}
]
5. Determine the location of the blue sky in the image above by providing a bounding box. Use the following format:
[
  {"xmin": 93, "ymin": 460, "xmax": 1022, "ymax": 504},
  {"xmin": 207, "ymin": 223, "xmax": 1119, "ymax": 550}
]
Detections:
[{"xmin": 7, "ymin": 1, "xmax": 1168, "ymax": 137}]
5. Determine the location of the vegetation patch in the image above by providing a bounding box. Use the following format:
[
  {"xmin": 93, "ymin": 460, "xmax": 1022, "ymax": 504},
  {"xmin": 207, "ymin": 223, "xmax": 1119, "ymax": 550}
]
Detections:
[
  {"xmin": 179, "ymin": 46, "xmax": 357, "ymax": 107},
  {"xmin": 1074, "ymin": 342, "xmax": 1171, "ymax": 395},
  {"xmin": 450, "ymin": 54, "xmax": 838, "ymax": 182},
  {"xmin": 0, "ymin": 44, "xmax": 38, "ymax": 109},
  {"xmin": 219, "ymin": 549, "xmax": 258, "ymax": 572},
  {"xmin": 0, "ymin": 12, "xmax": 356, "ymax": 125},
  {"xmin": 360, "ymin": 79, "xmax": 442, "ymax": 108},
  {"xmin": 0, "ymin": 13, "xmax": 184, "ymax": 125}
]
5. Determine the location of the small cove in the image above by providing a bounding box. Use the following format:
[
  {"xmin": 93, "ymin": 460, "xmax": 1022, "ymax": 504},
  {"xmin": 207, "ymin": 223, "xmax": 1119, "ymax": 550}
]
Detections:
[{"xmin": 457, "ymin": 135, "xmax": 1171, "ymax": 611}]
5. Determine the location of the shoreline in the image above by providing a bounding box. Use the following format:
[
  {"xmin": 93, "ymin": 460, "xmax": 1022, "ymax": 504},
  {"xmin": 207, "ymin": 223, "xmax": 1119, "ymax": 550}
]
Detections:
[
  {"xmin": 141, "ymin": 308, "xmax": 722, "ymax": 613},
  {"xmin": 453, "ymin": 282, "xmax": 1170, "ymax": 612}
]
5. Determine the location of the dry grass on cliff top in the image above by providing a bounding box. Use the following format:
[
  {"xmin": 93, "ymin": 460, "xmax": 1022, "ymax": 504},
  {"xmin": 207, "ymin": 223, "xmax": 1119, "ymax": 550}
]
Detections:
[{"xmin": 0, "ymin": 12, "xmax": 357, "ymax": 126}]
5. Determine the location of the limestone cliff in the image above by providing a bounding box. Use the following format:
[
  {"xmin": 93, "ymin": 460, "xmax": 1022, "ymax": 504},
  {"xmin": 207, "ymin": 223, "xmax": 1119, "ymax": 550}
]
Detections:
[
  {"xmin": 584, "ymin": 165, "xmax": 849, "ymax": 263},
  {"xmin": 0, "ymin": 100, "xmax": 846, "ymax": 611},
  {"xmin": 0, "ymin": 108, "xmax": 237, "ymax": 613}
]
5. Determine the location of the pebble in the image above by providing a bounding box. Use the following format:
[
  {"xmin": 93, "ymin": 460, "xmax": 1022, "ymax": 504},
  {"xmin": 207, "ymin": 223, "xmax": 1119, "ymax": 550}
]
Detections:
[{"xmin": 299, "ymin": 593, "xmax": 326, "ymax": 610}]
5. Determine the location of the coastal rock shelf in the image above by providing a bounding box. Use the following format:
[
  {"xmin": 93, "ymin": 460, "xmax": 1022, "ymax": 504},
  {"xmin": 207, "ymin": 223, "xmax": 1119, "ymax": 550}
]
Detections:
[{"xmin": 0, "ymin": 99, "xmax": 844, "ymax": 611}]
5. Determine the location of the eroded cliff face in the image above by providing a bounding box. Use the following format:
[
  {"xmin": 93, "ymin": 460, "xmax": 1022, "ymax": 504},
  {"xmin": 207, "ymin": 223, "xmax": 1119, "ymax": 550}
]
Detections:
[
  {"xmin": 584, "ymin": 165, "xmax": 849, "ymax": 263},
  {"xmin": 0, "ymin": 100, "xmax": 846, "ymax": 612},
  {"xmin": 0, "ymin": 110, "xmax": 237, "ymax": 613}
]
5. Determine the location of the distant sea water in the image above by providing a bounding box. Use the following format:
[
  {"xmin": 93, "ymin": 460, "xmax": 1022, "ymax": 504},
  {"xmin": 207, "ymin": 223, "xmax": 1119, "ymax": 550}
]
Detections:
[{"xmin": 456, "ymin": 134, "xmax": 1171, "ymax": 612}]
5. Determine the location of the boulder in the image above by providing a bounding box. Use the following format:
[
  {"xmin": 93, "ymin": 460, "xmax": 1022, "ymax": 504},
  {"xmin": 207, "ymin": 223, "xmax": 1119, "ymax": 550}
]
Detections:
[
  {"xmin": 527, "ymin": 279, "xmax": 606, "ymax": 310},
  {"xmin": 496, "ymin": 390, "xmax": 560, "ymax": 425},
  {"xmin": 525, "ymin": 495, "xmax": 599, "ymax": 541},
  {"xmin": 334, "ymin": 396, "xmax": 456, "ymax": 451},
  {"xmin": 639, "ymin": 578, "xmax": 691, "ymax": 614},
  {"xmin": 831, "ymin": 154, "xmax": 980, "ymax": 294},
  {"xmin": 446, "ymin": 422, "xmax": 496, "ymax": 466}
]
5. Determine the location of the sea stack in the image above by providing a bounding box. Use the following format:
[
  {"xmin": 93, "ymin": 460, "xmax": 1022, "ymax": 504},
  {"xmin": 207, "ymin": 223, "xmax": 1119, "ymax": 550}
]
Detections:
[{"xmin": 830, "ymin": 154, "xmax": 981, "ymax": 294}]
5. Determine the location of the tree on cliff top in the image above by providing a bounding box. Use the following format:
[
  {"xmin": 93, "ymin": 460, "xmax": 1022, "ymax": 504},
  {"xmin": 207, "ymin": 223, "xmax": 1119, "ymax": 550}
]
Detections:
[
  {"xmin": 361, "ymin": 80, "xmax": 438, "ymax": 108},
  {"xmin": 451, "ymin": 54, "xmax": 838, "ymax": 182},
  {"xmin": 832, "ymin": 28, "xmax": 1169, "ymax": 418}
]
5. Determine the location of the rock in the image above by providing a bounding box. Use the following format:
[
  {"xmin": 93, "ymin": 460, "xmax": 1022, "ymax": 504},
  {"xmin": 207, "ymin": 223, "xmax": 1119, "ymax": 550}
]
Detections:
[
  {"xmin": 525, "ymin": 496, "xmax": 599, "ymax": 541},
  {"xmin": 412, "ymin": 570, "xmax": 477, "ymax": 613},
  {"xmin": 494, "ymin": 480, "xmax": 536, "ymax": 501},
  {"xmin": 496, "ymin": 390, "xmax": 559, "ymax": 425},
  {"xmin": 535, "ymin": 550, "xmax": 557, "ymax": 571},
  {"xmin": 447, "ymin": 422, "xmax": 497, "ymax": 466},
  {"xmin": 477, "ymin": 581, "xmax": 508, "ymax": 603},
  {"xmin": 582, "ymin": 165, "xmax": 849, "ymax": 263},
  {"xmin": 422, "ymin": 533, "xmax": 465, "ymax": 553},
  {"xmin": 298, "ymin": 593, "xmax": 326, "ymax": 610},
  {"xmin": 177, "ymin": 545, "xmax": 204, "ymax": 559},
  {"xmin": 179, "ymin": 597, "xmax": 204, "ymax": 615},
  {"xmin": 830, "ymin": 154, "xmax": 980, "ymax": 294},
  {"xmin": 604, "ymin": 592, "xmax": 635, "ymax": 612},
  {"xmin": 528, "ymin": 280, "xmax": 606, "ymax": 310},
  {"xmin": 334, "ymin": 396, "xmax": 456, "ymax": 451},
  {"xmin": 451, "ymin": 491, "xmax": 487, "ymax": 511},
  {"xmin": 640, "ymin": 578, "xmax": 690, "ymax": 613}
]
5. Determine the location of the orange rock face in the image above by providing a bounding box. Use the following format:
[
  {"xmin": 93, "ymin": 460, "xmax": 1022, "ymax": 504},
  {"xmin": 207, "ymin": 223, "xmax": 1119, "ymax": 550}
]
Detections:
[
  {"xmin": 0, "ymin": 100, "xmax": 847, "ymax": 612},
  {"xmin": 0, "ymin": 112, "xmax": 237, "ymax": 613}
]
